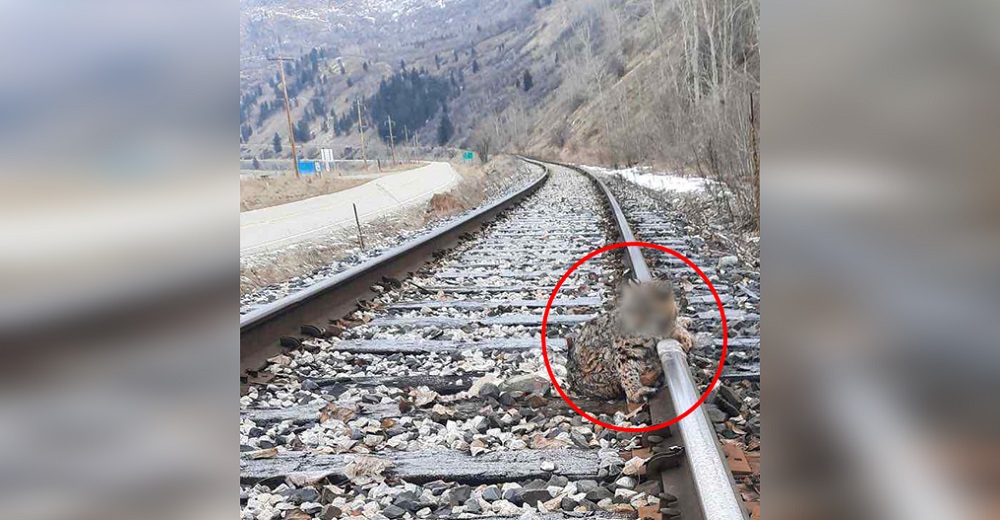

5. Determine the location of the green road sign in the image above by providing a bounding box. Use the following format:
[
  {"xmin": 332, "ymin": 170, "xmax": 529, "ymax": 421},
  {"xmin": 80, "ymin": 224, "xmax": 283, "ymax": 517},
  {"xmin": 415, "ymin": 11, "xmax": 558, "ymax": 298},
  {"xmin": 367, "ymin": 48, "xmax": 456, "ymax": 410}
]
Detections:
[{"xmin": 463, "ymin": 151, "xmax": 475, "ymax": 161}]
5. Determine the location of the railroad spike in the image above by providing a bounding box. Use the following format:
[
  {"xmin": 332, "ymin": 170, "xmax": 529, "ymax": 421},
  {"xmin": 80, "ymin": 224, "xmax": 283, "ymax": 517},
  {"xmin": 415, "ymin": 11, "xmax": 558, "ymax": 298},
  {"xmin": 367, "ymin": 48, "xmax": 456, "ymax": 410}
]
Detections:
[
  {"xmin": 300, "ymin": 324, "xmax": 326, "ymax": 338},
  {"xmin": 647, "ymin": 445, "xmax": 685, "ymax": 473},
  {"xmin": 279, "ymin": 336, "xmax": 301, "ymax": 349}
]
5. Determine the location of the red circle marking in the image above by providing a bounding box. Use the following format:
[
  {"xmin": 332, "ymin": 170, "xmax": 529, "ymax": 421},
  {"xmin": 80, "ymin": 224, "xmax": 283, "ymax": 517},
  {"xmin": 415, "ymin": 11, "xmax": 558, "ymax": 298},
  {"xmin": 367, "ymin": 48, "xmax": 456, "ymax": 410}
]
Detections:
[{"xmin": 541, "ymin": 242, "xmax": 728, "ymax": 433}]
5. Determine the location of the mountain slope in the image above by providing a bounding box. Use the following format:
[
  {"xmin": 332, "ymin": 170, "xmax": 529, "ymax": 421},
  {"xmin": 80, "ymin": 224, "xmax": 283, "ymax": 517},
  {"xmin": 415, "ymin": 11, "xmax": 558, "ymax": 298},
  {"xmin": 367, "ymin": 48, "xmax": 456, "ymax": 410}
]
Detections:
[{"xmin": 239, "ymin": 0, "xmax": 759, "ymax": 225}]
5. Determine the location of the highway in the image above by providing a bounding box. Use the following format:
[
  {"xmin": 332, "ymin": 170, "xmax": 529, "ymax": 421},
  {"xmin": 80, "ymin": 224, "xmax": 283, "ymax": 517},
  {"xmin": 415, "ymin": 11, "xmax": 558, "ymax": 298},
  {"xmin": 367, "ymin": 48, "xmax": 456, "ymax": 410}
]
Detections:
[{"xmin": 239, "ymin": 161, "xmax": 459, "ymax": 255}]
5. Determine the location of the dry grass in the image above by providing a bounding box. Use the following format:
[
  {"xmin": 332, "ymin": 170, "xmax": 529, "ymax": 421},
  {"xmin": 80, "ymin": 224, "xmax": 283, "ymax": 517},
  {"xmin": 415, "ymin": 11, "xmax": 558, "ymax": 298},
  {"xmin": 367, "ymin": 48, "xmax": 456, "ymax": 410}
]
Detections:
[
  {"xmin": 240, "ymin": 205, "xmax": 425, "ymax": 296},
  {"xmin": 240, "ymin": 162, "xmax": 423, "ymax": 212},
  {"xmin": 240, "ymin": 155, "xmax": 537, "ymax": 297},
  {"xmin": 630, "ymin": 177, "xmax": 760, "ymax": 266},
  {"xmin": 422, "ymin": 159, "xmax": 508, "ymax": 221},
  {"xmin": 241, "ymin": 176, "xmax": 369, "ymax": 212}
]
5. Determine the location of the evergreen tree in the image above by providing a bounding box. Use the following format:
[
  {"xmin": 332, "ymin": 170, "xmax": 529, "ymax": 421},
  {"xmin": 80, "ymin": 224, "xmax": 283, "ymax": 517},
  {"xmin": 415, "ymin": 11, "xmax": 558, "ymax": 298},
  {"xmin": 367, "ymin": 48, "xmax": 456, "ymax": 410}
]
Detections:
[
  {"xmin": 522, "ymin": 69, "xmax": 534, "ymax": 92},
  {"xmin": 472, "ymin": 60, "xmax": 480, "ymax": 73},
  {"xmin": 363, "ymin": 61, "xmax": 369, "ymax": 72},
  {"xmin": 436, "ymin": 110, "xmax": 454, "ymax": 145},
  {"xmin": 310, "ymin": 97, "xmax": 327, "ymax": 119},
  {"xmin": 368, "ymin": 69, "xmax": 452, "ymax": 142},
  {"xmin": 294, "ymin": 118, "xmax": 311, "ymax": 143},
  {"xmin": 309, "ymin": 48, "xmax": 319, "ymax": 71},
  {"xmin": 334, "ymin": 110, "xmax": 354, "ymax": 135},
  {"xmin": 272, "ymin": 132, "xmax": 282, "ymax": 154}
]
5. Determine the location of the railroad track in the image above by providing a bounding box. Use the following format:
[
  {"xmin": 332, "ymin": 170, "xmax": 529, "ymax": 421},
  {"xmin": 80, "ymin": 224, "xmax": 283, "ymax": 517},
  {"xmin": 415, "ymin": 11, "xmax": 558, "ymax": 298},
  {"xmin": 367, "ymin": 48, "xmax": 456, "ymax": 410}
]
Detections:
[
  {"xmin": 593, "ymin": 173, "xmax": 761, "ymax": 381},
  {"xmin": 576, "ymin": 166, "xmax": 761, "ymax": 520},
  {"xmin": 240, "ymin": 160, "xmax": 751, "ymax": 520}
]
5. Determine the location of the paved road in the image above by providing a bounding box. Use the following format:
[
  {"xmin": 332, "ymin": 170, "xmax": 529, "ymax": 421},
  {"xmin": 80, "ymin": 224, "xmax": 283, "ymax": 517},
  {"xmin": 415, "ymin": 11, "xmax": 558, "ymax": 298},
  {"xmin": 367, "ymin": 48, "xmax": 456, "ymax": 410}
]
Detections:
[{"xmin": 240, "ymin": 161, "xmax": 459, "ymax": 255}]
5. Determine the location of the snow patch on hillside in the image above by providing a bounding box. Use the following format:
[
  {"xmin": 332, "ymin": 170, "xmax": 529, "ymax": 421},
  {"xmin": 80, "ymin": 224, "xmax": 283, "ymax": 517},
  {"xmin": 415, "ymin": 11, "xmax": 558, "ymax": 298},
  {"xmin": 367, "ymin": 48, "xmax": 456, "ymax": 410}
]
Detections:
[{"xmin": 584, "ymin": 165, "xmax": 709, "ymax": 194}]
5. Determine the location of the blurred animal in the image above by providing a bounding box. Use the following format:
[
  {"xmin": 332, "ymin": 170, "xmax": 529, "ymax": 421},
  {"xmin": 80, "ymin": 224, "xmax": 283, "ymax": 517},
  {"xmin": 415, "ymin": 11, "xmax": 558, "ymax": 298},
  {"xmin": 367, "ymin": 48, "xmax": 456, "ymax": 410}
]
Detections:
[{"xmin": 566, "ymin": 278, "xmax": 694, "ymax": 402}]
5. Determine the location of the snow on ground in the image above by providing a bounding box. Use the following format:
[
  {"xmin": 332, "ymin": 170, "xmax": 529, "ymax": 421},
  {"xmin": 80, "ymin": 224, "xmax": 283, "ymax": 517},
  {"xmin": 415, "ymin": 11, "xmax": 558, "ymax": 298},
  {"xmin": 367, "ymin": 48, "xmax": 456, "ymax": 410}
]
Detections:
[{"xmin": 583, "ymin": 165, "xmax": 709, "ymax": 194}]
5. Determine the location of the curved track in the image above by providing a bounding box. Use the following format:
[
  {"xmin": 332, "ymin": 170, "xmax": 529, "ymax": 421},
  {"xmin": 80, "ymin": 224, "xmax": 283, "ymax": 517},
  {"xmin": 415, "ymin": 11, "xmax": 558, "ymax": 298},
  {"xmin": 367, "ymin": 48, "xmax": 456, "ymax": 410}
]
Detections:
[{"xmin": 240, "ymin": 160, "xmax": 750, "ymax": 520}]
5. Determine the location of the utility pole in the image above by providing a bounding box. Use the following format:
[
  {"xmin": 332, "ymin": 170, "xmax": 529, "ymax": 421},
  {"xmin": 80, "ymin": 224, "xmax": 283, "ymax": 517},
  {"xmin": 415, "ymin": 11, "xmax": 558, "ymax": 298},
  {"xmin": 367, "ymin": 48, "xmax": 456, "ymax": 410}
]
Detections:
[
  {"xmin": 268, "ymin": 57, "xmax": 300, "ymax": 179},
  {"xmin": 387, "ymin": 115, "xmax": 397, "ymax": 164},
  {"xmin": 356, "ymin": 99, "xmax": 367, "ymax": 165}
]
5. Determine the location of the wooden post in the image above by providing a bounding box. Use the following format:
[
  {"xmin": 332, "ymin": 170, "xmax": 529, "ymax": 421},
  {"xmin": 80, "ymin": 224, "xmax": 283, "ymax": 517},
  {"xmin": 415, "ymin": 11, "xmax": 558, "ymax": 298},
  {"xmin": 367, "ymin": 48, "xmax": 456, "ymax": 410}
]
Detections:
[{"xmin": 353, "ymin": 203, "xmax": 365, "ymax": 250}]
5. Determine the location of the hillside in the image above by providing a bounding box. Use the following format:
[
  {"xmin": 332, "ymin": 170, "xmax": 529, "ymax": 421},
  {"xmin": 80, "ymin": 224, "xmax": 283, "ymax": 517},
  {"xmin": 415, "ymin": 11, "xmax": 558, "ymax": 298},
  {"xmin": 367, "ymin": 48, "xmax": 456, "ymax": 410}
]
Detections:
[{"xmin": 240, "ymin": 0, "xmax": 759, "ymax": 227}]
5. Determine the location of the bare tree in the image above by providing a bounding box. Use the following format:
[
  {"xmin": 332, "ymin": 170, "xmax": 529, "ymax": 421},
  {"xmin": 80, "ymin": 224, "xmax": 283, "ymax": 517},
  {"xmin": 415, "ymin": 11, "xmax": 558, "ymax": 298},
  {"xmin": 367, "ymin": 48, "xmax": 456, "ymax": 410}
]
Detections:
[
  {"xmin": 441, "ymin": 0, "xmax": 760, "ymax": 226},
  {"xmin": 472, "ymin": 123, "xmax": 493, "ymax": 164}
]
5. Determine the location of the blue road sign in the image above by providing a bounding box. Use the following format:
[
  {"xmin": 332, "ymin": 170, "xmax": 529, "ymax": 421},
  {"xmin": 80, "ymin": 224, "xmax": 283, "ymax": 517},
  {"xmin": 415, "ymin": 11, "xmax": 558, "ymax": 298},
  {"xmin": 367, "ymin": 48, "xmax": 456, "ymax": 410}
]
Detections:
[{"xmin": 298, "ymin": 160, "xmax": 317, "ymax": 174}]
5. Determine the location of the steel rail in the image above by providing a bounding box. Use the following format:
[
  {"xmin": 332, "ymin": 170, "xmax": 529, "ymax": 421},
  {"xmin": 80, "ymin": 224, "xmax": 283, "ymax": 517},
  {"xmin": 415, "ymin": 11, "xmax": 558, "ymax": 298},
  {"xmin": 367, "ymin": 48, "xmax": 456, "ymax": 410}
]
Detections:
[
  {"xmin": 542, "ymin": 159, "xmax": 749, "ymax": 520},
  {"xmin": 240, "ymin": 162, "xmax": 550, "ymax": 379},
  {"xmin": 656, "ymin": 339, "xmax": 749, "ymax": 520}
]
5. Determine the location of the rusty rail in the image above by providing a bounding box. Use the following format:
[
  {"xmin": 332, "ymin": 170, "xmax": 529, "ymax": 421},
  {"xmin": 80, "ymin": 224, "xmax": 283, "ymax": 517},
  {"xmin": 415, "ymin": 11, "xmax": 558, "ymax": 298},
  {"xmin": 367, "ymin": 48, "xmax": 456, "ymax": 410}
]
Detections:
[
  {"xmin": 546, "ymin": 159, "xmax": 749, "ymax": 520},
  {"xmin": 240, "ymin": 162, "xmax": 550, "ymax": 379}
]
